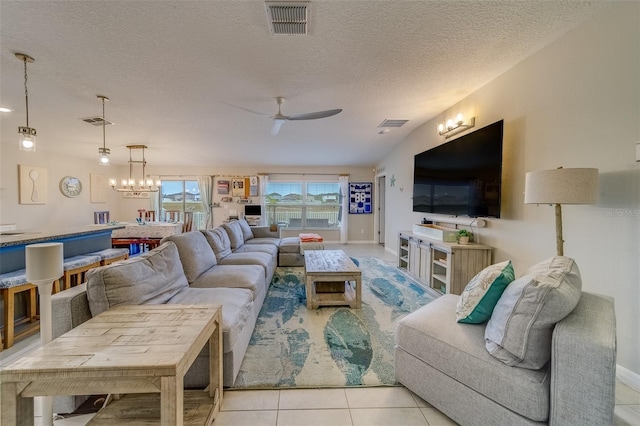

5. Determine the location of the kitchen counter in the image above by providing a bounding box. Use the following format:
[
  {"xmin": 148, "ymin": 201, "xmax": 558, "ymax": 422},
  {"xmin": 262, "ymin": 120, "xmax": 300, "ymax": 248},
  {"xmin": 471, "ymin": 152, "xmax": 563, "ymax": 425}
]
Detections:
[{"xmin": 0, "ymin": 224, "xmax": 125, "ymax": 273}]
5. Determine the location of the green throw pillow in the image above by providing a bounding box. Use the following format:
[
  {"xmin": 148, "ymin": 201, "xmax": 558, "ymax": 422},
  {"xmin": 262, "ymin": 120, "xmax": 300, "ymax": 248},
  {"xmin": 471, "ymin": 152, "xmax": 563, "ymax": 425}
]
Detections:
[{"xmin": 455, "ymin": 260, "xmax": 515, "ymax": 324}]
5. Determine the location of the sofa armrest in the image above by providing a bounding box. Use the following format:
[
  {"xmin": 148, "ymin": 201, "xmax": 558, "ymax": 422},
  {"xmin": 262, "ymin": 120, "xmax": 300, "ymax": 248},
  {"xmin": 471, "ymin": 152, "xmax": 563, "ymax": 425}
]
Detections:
[
  {"xmin": 251, "ymin": 225, "xmax": 280, "ymax": 239},
  {"xmin": 550, "ymin": 292, "xmax": 616, "ymax": 426},
  {"xmin": 51, "ymin": 283, "xmax": 93, "ymax": 339}
]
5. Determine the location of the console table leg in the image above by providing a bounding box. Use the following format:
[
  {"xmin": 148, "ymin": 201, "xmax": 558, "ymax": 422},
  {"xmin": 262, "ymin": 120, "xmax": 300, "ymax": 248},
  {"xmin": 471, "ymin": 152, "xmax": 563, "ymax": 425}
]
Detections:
[
  {"xmin": 1, "ymin": 382, "xmax": 34, "ymax": 426},
  {"xmin": 161, "ymin": 375, "xmax": 183, "ymax": 426}
]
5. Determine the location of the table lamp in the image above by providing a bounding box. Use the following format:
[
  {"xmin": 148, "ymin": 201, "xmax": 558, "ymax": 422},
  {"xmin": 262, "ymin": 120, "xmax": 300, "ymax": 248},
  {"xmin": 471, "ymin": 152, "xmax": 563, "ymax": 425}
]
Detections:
[
  {"xmin": 26, "ymin": 242, "xmax": 63, "ymax": 426},
  {"xmin": 524, "ymin": 167, "xmax": 598, "ymax": 256}
]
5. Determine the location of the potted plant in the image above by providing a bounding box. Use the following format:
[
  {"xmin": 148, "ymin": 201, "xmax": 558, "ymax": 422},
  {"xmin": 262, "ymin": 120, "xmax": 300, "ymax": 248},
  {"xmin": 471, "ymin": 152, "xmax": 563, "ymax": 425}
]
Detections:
[{"xmin": 457, "ymin": 229, "xmax": 472, "ymax": 245}]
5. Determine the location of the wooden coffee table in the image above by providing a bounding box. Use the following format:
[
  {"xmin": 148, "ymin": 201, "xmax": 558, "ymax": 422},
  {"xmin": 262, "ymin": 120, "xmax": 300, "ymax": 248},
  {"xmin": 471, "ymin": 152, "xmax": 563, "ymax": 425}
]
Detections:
[
  {"xmin": 304, "ymin": 250, "xmax": 362, "ymax": 309},
  {"xmin": 0, "ymin": 304, "xmax": 223, "ymax": 426}
]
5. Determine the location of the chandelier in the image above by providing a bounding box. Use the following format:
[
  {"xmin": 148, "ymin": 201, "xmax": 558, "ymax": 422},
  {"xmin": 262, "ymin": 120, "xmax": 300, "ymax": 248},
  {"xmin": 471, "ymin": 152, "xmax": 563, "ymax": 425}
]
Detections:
[{"xmin": 109, "ymin": 145, "xmax": 160, "ymax": 193}]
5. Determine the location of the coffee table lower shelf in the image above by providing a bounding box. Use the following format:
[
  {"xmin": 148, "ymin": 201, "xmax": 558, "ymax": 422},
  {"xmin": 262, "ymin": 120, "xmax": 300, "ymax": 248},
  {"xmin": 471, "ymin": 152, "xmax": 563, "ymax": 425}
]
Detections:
[{"xmin": 88, "ymin": 390, "xmax": 220, "ymax": 426}]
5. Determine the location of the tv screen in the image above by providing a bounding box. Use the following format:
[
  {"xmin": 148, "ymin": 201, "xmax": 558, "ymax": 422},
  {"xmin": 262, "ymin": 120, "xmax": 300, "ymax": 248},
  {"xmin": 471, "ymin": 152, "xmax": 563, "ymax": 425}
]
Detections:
[
  {"xmin": 413, "ymin": 120, "xmax": 503, "ymax": 217},
  {"xmin": 244, "ymin": 205, "xmax": 262, "ymax": 216}
]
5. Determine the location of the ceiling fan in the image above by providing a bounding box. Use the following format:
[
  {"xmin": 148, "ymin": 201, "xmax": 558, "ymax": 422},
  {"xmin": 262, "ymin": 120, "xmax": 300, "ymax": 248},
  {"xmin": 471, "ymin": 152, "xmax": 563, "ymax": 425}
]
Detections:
[{"xmin": 225, "ymin": 97, "xmax": 342, "ymax": 136}]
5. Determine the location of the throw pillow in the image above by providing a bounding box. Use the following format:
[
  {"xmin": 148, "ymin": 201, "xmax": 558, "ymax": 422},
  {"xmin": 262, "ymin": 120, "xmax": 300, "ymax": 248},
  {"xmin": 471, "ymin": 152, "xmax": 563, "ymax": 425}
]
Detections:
[
  {"xmin": 86, "ymin": 242, "xmax": 189, "ymax": 317},
  {"xmin": 238, "ymin": 218, "xmax": 254, "ymax": 241},
  {"xmin": 485, "ymin": 256, "xmax": 582, "ymax": 369},
  {"xmin": 222, "ymin": 220, "xmax": 245, "ymax": 250},
  {"xmin": 456, "ymin": 260, "xmax": 514, "ymax": 324},
  {"xmin": 202, "ymin": 228, "xmax": 232, "ymax": 262}
]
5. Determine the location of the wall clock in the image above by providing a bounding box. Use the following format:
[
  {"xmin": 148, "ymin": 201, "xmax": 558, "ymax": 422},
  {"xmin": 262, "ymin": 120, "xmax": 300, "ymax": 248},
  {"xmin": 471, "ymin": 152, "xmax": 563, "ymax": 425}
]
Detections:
[{"xmin": 59, "ymin": 176, "xmax": 82, "ymax": 197}]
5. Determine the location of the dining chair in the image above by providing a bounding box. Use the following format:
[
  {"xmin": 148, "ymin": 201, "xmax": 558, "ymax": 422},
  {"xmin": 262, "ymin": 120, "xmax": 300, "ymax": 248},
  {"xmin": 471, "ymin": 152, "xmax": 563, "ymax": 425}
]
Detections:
[
  {"xmin": 165, "ymin": 210, "xmax": 181, "ymax": 222},
  {"xmin": 139, "ymin": 210, "xmax": 156, "ymax": 222},
  {"xmin": 183, "ymin": 212, "xmax": 194, "ymax": 233},
  {"xmin": 94, "ymin": 211, "xmax": 110, "ymax": 224}
]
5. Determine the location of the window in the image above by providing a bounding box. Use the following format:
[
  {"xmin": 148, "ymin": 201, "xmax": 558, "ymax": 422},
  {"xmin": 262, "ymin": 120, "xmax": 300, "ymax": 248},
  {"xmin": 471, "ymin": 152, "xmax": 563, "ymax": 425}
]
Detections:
[
  {"xmin": 160, "ymin": 180, "xmax": 204, "ymax": 229},
  {"xmin": 266, "ymin": 181, "xmax": 340, "ymax": 229}
]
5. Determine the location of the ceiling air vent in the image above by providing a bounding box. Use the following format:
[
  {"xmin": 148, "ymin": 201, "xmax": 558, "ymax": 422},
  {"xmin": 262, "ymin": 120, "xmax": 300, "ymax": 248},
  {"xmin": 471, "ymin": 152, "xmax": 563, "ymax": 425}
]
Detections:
[
  {"xmin": 378, "ymin": 119, "xmax": 409, "ymax": 128},
  {"xmin": 81, "ymin": 117, "xmax": 114, "ymax": 126},
  {"xmin": 265, "ymin": 2, "xmax": 309, "ymax": 35}
]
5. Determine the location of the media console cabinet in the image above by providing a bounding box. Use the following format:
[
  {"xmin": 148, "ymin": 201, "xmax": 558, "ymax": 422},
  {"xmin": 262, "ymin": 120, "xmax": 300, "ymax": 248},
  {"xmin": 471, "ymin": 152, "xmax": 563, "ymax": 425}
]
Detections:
[{"xmin": 398, "ymin": 231, "xmax": 492, "ymax": 295}]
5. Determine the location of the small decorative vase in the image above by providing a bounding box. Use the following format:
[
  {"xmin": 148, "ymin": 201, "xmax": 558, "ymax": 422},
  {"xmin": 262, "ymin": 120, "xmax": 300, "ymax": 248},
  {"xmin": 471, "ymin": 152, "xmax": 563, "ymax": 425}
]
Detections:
[{"xmin": 459, "ymin": 236, "xmax": 469, "ymax": 245}]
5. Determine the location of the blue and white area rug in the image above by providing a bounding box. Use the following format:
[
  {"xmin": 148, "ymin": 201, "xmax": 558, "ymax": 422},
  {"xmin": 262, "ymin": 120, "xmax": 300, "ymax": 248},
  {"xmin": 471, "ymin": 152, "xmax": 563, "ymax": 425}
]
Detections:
[{"xmin": 232, "ymin": 256, "xmax": 436, "ymax": 389}]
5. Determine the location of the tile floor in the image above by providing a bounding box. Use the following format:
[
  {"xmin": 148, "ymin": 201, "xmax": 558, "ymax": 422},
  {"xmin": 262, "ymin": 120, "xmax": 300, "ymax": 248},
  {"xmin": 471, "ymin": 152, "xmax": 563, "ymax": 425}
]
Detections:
[{"xmin": 3, "ymin": 243, "xmax": 639, "ymax": 425}]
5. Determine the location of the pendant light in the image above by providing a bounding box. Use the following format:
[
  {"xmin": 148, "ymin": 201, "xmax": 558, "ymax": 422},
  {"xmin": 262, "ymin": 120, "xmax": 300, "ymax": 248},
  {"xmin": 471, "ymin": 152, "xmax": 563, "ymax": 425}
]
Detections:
[
  {"xmin": 109, "ymin": 145, "xmax": 161, "ymax": 193},
  {"xmin": 97, "ymin": 95, "xmax": 110, "ymax": 165},
  {"xmin": 16, "ymin": 53, "xmax": 37, "ymax": 151}
]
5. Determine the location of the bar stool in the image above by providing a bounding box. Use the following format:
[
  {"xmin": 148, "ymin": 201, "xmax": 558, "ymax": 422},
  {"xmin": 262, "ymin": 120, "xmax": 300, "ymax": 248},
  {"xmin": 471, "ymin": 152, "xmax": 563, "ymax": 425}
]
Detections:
[
  {"xmin": 89, "ymin": 248, "xmax": 129, "ymax": 266},
  {"xmin": 0, "ymin": 269, "xmax": 56, "ymax": 349},
  {"xmin": 60, "ymin": 255, "xmax": 102, "ymax": 291}
]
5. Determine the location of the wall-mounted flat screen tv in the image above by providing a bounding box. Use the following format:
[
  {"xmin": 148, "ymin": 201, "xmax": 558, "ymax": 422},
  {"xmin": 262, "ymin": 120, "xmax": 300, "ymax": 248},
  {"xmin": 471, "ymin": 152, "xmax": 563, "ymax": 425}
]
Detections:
[
  {"xmin": 244, "ymin": 205, "xmax": 262, "ymax": 216},
  {"xmin": 413, "ymin": 120, "xmax": 503, "ymax": 217}
]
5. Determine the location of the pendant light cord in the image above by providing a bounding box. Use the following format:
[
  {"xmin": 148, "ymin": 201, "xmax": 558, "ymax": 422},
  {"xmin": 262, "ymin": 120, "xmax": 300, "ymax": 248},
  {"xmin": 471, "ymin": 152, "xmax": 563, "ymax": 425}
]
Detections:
[
  {"xmin": 102, "ymin": 97, "xmax": 106, "ymax": 149},
  {"xmin": 23, "ymin": 57, "xmax": 29, "ymax": 128}
]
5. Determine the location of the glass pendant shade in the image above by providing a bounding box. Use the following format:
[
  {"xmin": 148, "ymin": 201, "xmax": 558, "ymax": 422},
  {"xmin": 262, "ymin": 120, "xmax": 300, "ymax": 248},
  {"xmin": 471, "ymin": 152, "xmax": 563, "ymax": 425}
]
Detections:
[{"xmin": 19, "ymin": 127, "xmax": 37, "ymax": 151}]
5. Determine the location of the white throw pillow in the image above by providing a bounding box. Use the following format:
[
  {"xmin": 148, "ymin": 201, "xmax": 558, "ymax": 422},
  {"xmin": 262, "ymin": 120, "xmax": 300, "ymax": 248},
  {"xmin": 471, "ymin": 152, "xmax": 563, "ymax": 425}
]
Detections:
[
  {"xmin": 456, "ymin": 260, "xmax": 514, "ymax": 324},
  {"xmin": 485, "ymin": 256, "xmax": 582, "ymax": 369}
]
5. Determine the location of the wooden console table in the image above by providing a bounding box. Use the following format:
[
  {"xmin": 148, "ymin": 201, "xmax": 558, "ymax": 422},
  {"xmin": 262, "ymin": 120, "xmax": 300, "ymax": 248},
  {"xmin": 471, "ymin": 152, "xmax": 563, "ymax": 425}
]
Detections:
[
  {"xmin": 0, "ymin": 304, "xmax": 223, "ymax": 426},
  {"xmin": 304, "ymin": 250, "xmax": 362, "ymax": 309}
]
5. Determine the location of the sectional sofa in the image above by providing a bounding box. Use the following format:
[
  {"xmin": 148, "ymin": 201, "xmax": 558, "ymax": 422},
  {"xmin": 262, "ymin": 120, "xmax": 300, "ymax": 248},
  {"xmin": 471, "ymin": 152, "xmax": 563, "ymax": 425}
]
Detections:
[
  {"xmin": 395, "ymin": 256, "xmax": 617, "ymax": 425},
  {"xmin": 51, "ymin": 219, "xmax": 291, "ymax": 413}
]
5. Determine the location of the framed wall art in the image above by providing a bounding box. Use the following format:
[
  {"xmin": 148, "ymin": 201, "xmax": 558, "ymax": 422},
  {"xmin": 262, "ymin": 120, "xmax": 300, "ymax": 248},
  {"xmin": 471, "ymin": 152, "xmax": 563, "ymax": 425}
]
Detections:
[
  {"xmin": 217, "ymin": 180, "xmax": 230, "ymax": 194},
  {"xmin": 90, "ymin": 173, "xmax": 108, "ymax": 203},
  {"xmin": 349, "ymin": 182, "xmax": 372, "ymax": 214},
  {"xmin": 232, "ymin": 178, "xmax": 246, "ymax": 197},
  {"xmin": 19, "ymin": 165, "xmax": 47, "ymax": 205}
]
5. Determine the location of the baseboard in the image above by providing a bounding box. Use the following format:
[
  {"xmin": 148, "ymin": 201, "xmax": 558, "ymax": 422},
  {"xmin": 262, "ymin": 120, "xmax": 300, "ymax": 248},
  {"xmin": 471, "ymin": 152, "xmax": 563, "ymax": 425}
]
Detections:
[{"xmin": 617, "ymin": 364, "xmax": 640, "ymax": 392}]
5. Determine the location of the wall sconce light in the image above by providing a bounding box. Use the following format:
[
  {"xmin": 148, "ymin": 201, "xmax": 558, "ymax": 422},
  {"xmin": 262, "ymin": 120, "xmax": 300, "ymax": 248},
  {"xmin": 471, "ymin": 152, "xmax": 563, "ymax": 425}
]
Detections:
[
  {"xmin": 437, "ymin": 113, "xmax": 475, "ymax": 139},
  {"xmin": 16, "ymin": 53, "xmax": 37, "ymax": 151}
]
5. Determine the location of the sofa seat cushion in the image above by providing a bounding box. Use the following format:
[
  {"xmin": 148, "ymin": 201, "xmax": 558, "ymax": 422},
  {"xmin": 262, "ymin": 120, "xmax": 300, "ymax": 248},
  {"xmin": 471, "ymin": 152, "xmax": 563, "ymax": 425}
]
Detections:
[
  {"xmin": 396, "ymin": 294, "xmax": 550, "ymax": 422},
  {"xmin": 202, "ymin": 228, "xmax": 233, "ymax": 262},
  {"xmin": 168, "ymin": 287, "xmax": 253, "ymax": 352},
  {"xmin": 218, "ymin": 252, "xmax": 275, "ymax": 280},
  {"xmin": 161, "ymin": 231, "xmax": 217, "ymax": 283},
  {"xmin": 245, "ymin": 237, "xmax": 280, "ymax": 246},
  {"xmin": 234, "ymin": 243, "xmax": 278, "ymax": 261},
  {"xmin": 86, "ymin": 242, "xmax": 189, "ymax": 317},
  {"xmin": 279, "ymin": 236, "xmax": 300, "ymax": 253},
  {"xmin": 190, "ymin": 264, "xmax": 266, "ymax": 302}
]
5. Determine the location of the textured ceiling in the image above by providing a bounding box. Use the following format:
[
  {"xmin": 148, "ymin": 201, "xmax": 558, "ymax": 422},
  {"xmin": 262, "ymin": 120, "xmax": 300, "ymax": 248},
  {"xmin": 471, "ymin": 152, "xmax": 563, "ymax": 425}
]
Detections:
[{"xmin": 0, "ymin": 1, "xmax": 609, "ymax": 168}]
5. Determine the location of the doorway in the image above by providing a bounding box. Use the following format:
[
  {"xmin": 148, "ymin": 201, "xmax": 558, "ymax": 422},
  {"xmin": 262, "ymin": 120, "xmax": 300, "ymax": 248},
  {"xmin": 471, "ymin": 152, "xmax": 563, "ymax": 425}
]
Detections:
[{"xmin": 377, "ymin": 175, "xmax": 386, "ymax": 245}]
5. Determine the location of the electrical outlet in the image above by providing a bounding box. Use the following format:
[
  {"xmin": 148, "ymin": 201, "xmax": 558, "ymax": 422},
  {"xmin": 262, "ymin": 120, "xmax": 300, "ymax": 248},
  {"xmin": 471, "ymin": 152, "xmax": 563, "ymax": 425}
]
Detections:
[{"xmin": 360, "ymin": 228, "xmax": 364, "ymax": 234}]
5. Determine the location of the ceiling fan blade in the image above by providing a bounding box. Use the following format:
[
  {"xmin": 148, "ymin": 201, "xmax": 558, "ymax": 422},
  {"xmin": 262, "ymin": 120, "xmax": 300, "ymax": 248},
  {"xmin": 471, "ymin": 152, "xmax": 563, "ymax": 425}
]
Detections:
[
  {"xmin": 271, "ymin": 119, "xmax": 286, "ymax": 136},
  {"xmin": 287, "ymin": 109, "xmax": 343, "ymax": 121},
  {"xmin": 220, "ymin": 101, "xmax": 270, "ymax": 117}
]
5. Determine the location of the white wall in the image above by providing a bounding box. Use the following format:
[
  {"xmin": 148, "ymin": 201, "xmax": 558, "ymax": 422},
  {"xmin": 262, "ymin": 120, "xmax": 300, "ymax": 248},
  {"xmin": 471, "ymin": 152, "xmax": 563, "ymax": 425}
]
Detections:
[
  {"xmin": 378, "ymin": 2, "xmax": 639, "ymax": 377},
  {"xmin": 0, "ymin": 152, "xmax": 375, "ymax": 242}
]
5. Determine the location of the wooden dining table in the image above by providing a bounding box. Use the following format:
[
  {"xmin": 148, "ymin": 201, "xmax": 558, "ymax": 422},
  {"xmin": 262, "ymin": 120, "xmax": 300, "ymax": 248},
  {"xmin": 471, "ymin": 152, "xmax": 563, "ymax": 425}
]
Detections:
[{"xmin": 110, "ymin": 222, "xmax": 183, "ymax": 239}]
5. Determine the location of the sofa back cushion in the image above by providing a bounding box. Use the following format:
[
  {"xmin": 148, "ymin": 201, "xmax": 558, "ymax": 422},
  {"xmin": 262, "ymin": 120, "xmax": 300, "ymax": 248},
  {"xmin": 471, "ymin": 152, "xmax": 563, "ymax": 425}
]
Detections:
[
  {"xmin": 202, "ymin": 228, "xmax": 233, "ymax": 262},
  {"xmin": 161, "ymin": 231, "xmax": 217, "ymax": 283},
  {"xmin": 86, "ymin": 242, "xmax": 189, "ymax": 317},
  {"xmin": 238, "ymin": 218, "xmax": 254, "ymax": 241},
  {"xmin": 485, "ymin": 256, "xmax": 582, "ymax": 369},
  {"xmin": 222, "ymin": 220, "xmax": 245, "ymax": 250}
]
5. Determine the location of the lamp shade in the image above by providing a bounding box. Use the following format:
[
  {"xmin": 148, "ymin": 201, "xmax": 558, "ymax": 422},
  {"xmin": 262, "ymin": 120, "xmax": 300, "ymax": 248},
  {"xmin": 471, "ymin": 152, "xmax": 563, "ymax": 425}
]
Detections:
[
  {"xmin": 25, "ymin": 242, "xmax": 63, "ymax": 282},
  {"xmin": 524, "ymin": 168, "xmax": 599, "ymax": 205}
]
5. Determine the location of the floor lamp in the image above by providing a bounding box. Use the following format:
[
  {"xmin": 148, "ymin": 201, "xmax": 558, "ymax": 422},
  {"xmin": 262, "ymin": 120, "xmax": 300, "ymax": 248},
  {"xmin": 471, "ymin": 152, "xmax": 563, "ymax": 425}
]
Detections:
[
  {"xmin": 25, "ymin": 242, "xmax": 63, "ymax": 426},
  {"xmin": 524, "ymin": 167, "xmax": 598, "ymax": 256}
]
